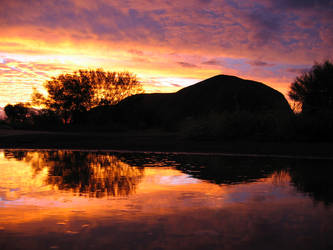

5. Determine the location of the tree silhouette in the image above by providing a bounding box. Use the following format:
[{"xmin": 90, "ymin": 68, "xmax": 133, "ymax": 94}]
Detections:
[
  {"xmin": 32, "ymin": 69, "xmax": 143, "ymax": 124},
  {"xmin": 4, "ymin": 103, "xmax": 29, "ymax": 124},
  {"xmin": 288, "ymin": 60, "xmax": 333, "ymax": 114}
]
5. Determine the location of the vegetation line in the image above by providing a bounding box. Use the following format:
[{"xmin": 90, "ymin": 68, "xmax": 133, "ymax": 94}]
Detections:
[
  {"xmin": 2, "ymin": 148, "xmax": 333, "ymax": 160},
  {"xmin": 2, "ymin": 60, "xmax": 333, "ymax": 143}
]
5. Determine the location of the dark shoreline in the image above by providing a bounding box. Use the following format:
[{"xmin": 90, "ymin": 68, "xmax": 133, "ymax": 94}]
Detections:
[{"xmin": 1, "ymin": 129, "xmax": 333, "ymax": 158}]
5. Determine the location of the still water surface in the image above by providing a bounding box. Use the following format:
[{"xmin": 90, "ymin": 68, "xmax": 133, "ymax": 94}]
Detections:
[{"xmin": 0, "ymin": 150, "xmax": 332, "ymax": 249}]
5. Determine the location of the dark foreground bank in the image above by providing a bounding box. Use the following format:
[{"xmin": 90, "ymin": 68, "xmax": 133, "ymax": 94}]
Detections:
[{"xmin": 1, "ymin": 129, "xmax": 332, "ymax": 158}]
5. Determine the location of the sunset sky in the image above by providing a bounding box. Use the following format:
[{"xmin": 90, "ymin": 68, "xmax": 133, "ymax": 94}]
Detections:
[{"xmin": 0, "ymin": 0, "xmax": 332, "ymax": 106}]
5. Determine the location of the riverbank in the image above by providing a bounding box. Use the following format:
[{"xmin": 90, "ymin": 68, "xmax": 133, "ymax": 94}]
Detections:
[{"xmin": 1, "ymin": 129, "xmax": 333, "ymax": 158}]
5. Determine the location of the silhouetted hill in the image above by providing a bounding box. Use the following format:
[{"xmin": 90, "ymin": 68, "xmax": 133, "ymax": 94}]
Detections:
[
  {"xmin": 89, "ymin": 75, "xmax": 292, "ymax": 131},
  {"xmin": 177, "ymin": 75, "xmax": 290, "ymax": 113}
]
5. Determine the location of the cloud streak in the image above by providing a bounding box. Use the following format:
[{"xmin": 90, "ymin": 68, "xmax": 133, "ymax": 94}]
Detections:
[
  {"xmin": 0, "ymin": 56, "xmax": 73, "ymax": 106},
  {"xmin": 177, "ymin": 62, "xmax": 199, "ymax": 68}
]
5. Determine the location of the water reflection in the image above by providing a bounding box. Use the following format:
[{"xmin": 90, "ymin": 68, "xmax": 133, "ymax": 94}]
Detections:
[
  {"xmin": 3, "ymin": 150, "xmax": 333, "ymax": 205},
  {"xmin": 4, "ymin": 150, "xmax": 333, "ymax": 205},
  {"xmin": 289, "ymin": 163, "xmax": 333, "ymax": 206},
  {"xmin": 119, "ymin": 153, "xmax": 333, "ymax": 206},
  {"xmin": 4, "ymin": 150, "xmax": 144, "ymax": 197},
  {"xmin": 1, "ymin": 150, "xmax": 333, "ymax": 250}
]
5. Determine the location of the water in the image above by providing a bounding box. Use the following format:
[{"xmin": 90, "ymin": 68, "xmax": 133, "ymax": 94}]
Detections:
[{"xmin": 0, "ymin": 150, "xmax": 332, "ymax": 250}]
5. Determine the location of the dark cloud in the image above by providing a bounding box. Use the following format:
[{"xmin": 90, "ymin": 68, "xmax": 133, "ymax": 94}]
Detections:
[
  {"xmin": 249, "ymin": 60, "xmax": 274, "ymax": 67},
  {"xmin": 202, "ymin": 59, "xmax": 220, "ymax": 66},
  {"xmin": 177, "ymin": 62, "xmax": 199, "ymax": 68},
  {"xmin": 197, "ymin": 0, "xmax": 213, "ymax": 4},
  {"xmin": 320, "ymin": 26, "xmax": 333, "ymax": 44},
  {"xmin": 242, "ymin": 9, "xmax": 282, "ymax": 45},
  {"xmin": 274, "ymin": 0, "xmax": 333, "ymax": 9},
  {"xmin": 0, "ymin": 0, "xmax": 166, "ymax": 42},
  {"xmin": 287, "ymin": 67, "xmax": 311, "ymax": 74},
  {"xmin": 128, "ymin": 49, "xmax": 144, "ymax": 56},
  {"xmin": 171, "ymin": 83, "xmax": 182, "ymax": 87}
]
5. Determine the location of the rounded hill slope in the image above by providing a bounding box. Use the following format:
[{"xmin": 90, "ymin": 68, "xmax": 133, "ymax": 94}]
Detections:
[
  {"xmin": 90, "ymin": 75, "xmax": 292, "ymax": 130},
  {"xmin": 174, "ymin": 75, "xmax": 291, "ymax": 115}
]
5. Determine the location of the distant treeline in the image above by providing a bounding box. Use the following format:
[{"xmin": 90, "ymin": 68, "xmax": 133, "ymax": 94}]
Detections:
[{"xmin": 2, "ymin": 61, "xmax": 333, "ymax": 141}]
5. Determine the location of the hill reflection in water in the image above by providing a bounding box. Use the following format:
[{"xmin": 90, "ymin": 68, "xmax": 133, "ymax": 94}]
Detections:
[
  {"xmin": 121, "ymin": 152, "xmax": 333, "ymax": 206},
  {"xmin": 3, "ymin": 150, "xmax": 333, "ymax": 205}
]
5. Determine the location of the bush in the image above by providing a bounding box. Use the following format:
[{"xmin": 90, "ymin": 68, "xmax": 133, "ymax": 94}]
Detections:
[
  {"xmin": 179, "ymin": 111, "xmax": 293, "ymax": 140},
  {"xmin": 31, "ymin": 109, "xmax": 64, "ymax": 130},
  {"xmin": 4, "ymin": 103, "xmax": 33, "ymax": 129},
  {"xmin": 293, "ymin": 110, "xmax": 333, "ymax": 141},
  {"xmin": 289, "ymin": 60, "xmax": 333, "ymax": 114}
]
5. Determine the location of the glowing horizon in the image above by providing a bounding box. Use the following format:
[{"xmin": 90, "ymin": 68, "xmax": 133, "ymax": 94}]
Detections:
[{"xmin": 1, "ymin": 0, "xmax": 332, "ymax": 107}]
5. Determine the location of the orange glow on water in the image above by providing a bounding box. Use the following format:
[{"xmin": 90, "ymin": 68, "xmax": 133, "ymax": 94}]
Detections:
[
  {"xmin": 1, "ymin": 151, "xmax": 333, "ymax": 249},
  {"xmin": 0, "ymin": 151, "xmax": 293, "ymax": 226}
]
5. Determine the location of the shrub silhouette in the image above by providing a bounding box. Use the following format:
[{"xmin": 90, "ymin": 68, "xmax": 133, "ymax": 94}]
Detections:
[
  {"xmin": 289, "ymin": 60, "xmax": 333, "ymax": 140},
  {"xmin": 179, "ymin": 111, "xmax": 291, "ymax": 140},
  {"xmin": 4, "ymin": 103, "xmax": 32, "ymax": 128},
  {"xmin": 31, "ymin": 109, "xmax": 63, "ymax": 130},
  {"xmin": 4, "ymin": 103, "xmax": 28, "ymax": 122},
  {"xmin": 289, "ymin": 60, "xmax": 333, "ymax": 114}
]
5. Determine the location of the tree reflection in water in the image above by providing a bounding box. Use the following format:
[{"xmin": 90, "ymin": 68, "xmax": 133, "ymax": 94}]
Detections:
[
  {"xmin": 4, "ymin": 150, "xmax": 144, "ymax": 198},
  {"xmin": 289, "ymin": 162, "xmax": 333, "ymax": 206}
]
